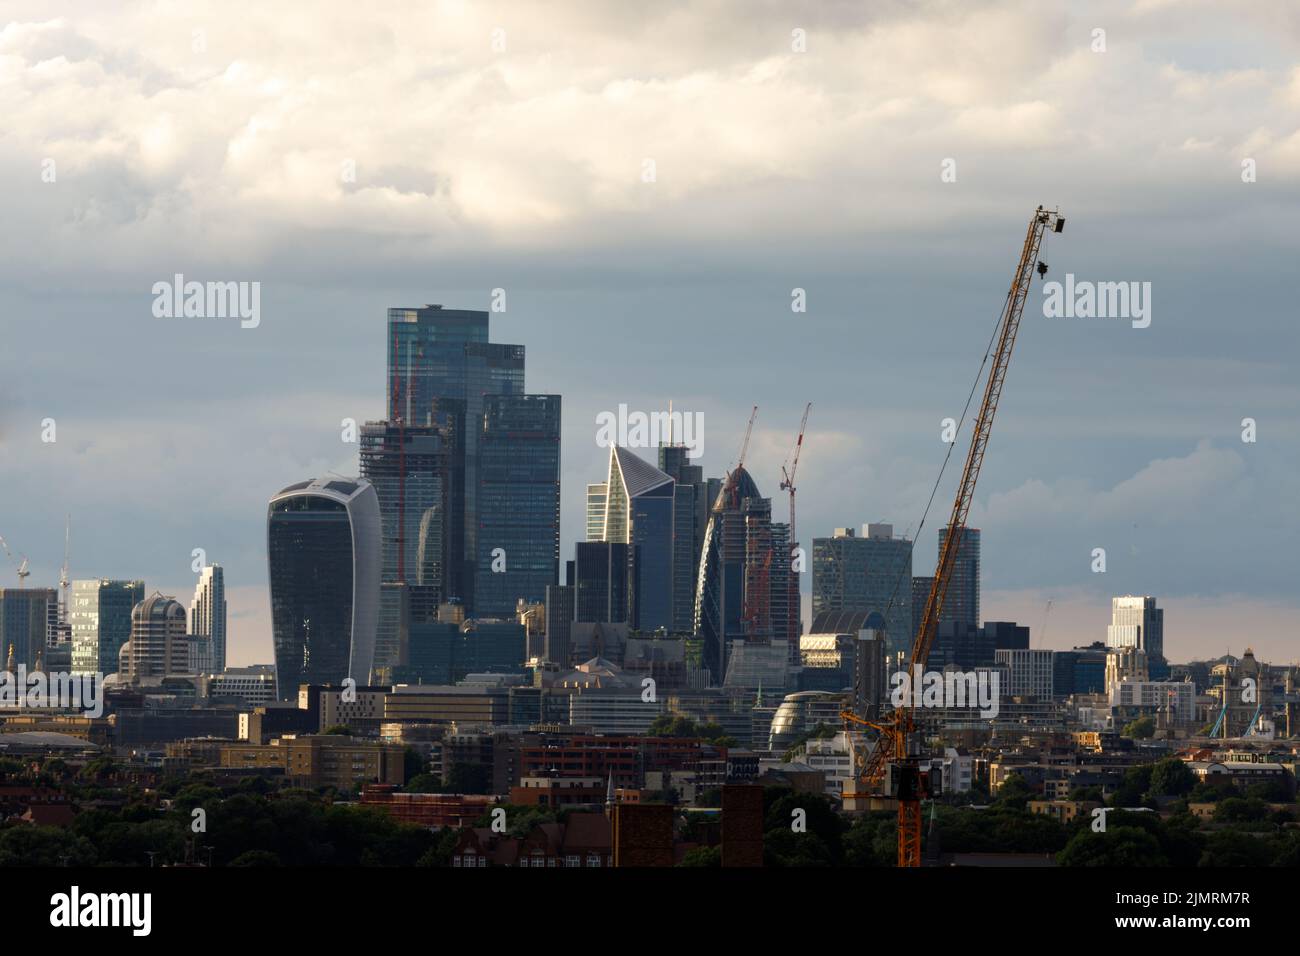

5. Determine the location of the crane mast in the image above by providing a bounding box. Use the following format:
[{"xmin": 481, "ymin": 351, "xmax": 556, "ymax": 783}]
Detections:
[{"xmin": 843, "ymin": 205, "xmax": 1064, "ymax": 867}]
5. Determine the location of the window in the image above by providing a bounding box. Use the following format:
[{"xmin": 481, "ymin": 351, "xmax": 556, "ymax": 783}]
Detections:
[
  {"xmin": 587, "ymin": 853, "xmax": 601, "ymax": 867},
  {"xmin": 565, "ymin": 855, "xmax": 579, "ymax": 867}
]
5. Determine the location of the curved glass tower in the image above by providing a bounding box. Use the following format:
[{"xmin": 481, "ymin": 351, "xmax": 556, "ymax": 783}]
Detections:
[
  {"xmin": 267, "ymin": 477, "xmax": 380, "ymax": 698},
  {"xmin": 693, "ymin": 466, "xmax": 762, "ymax": 684}
]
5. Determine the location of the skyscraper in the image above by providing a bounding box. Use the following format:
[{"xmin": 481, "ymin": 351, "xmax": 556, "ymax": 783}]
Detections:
[
  {"xmin": 693, "ymin": 465, "xmax": 784, "ymax": 684},
  {"xmin": 574, "ymin": 542, "xmax": 629, "ymax": 624},
  {"xmin": 811, "ymin": 525, "xmax": 913, "ymax": 660},
  {"xmin": 70, "ymin": 579, "xmax": 144, "ymax": 676},
  {"xmin": 1107, "ymin": 595, "xmax": 1164, "ymax": 663},
  {"xmin": 387, "ymin": 304, "xmax": 524, "ymax": 609},
  {"xmin": 0, "ymin": 588, "xmax": 57, "ymax": 671},
  {"xmin": 599, "ymin": 446, "xmax": 674, "ymax": 632},
  {"xmin": 190, "ymin": 564, "xmax": 227, "ymax": 672},
  {"xmin": 937, "ymin": 526, "xmax": 980, "ymax": 631},
  {"xmin": 121, "ymin": 592, "xmax": 189, "ymax": 684},
  {"xmin": 267, "ymin": 477, "xmax": 381, "ymax": 698},
  {"xmin": 360, "ymin": 413, "xmax": 464, "ymax": 671},
  {"xmin": 473, "ymin": 393, "xmax": 561, "ymax": 618},
  {"xmin": 586, "ymin": 483, "xmax": 607, "ymax": 541},
  {"xmin": 658, "ymin": 445, "xmax": 708, "ymax": 636}
]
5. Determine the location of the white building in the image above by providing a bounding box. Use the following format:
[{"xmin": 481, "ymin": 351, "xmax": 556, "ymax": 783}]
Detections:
[
  {"xmin": 1107, "ymin": 595, "xmax": 1164, "ymax": 661},
  {"xmin": 994, "ymin": 648, "xmax": 1054, "ymax": 699},
  {"xmin": 1110, "ymin": 680, "xmax": 1195, "ymax": 724},
  {"xmin": 190, "ymin": 564, "xmax": 228, "ymax": 673},
  {"xmin": 202, "ymin": 665, "xmax": 277, "ymax": 706}
]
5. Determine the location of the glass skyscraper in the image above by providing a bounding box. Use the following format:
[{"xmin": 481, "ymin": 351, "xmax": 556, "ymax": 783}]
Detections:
[
  {"xmin": 937, "ymin": 525, "xmax": 980, "ymax": 631},
  {"xmin": 360, "ymin": 414, "xmax": 464, "ymax": 671},
  {"xmin": 811, "ymin": 524, "xmax": 913, "ymax": 660},
  {"xmin": 600, "ymin": 446, "xmax": 675, "ymax": 633},
  {"xmin": 70, "ymin": 579, "xmax": 144, "ymax": 676},
  {"xmin": 474, "ymin": 394, "xmax": 561, "ymax": 618},
  {"xmin": 267, "ymin": 477, "xmax": 380, "ymax": 698},
  {"xmin": 0, "ymin": 587, "xmax": 57, "ymax": 671},
  {"xmin": 387, "ymin": 305, "xmax": 524, "ymax": 610}
]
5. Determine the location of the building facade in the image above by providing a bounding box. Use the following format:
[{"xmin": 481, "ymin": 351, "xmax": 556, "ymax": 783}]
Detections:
[
  {"xmin": 267, "ymin": 477, "xmax": 381, "ymax": 698},
  {"xmin": 189, "ymin": 564, "xmax": 227, "ymax": 673},
  {"xmin": 70, "ymin": 579, "xmax": 145, "ymax": 677}
]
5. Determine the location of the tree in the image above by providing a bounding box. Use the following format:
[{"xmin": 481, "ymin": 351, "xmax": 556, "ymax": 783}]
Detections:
[
  {"xmin": 678, "ymin": 846, "xmax": 721, "ymax": 867},
  {"xmin": 1121, "ymin": 716, "xmax": 1156, "ymax": 739},
  {"xmin": 994, "ymin": 773, "xmax": 1034, "ymax": 811},
  {"xmin": 1058, "ymin": 826, "xmax": 1168, "ymax": 867},
  {"xmin": 322, "ymin": 725, "xmax": 354, "ymax": 736},
  {"xmin": 1149, "ymin": 758, "xmax": 1195, "ymax": 797}
]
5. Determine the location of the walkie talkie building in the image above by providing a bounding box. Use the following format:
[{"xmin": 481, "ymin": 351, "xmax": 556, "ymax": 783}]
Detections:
[{"xmin": 267, "ymin": 477, "xmax": 381, "ymax": 698}]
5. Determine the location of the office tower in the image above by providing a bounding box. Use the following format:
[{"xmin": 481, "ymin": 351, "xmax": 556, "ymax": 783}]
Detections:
[
  {"xmin": 995, "ymin": 648, "xmax": 1054, "ymax": 698},
  {"xmin": 915, "ymin": 574, "xmax": 935, "ymax": 650},
  {"xmin": 189, "ymin": 564, "xmax": 227, "ymax": 672},
  {"xmin": 659, "ymin": 445, "xmax": 709, "ymax": 635},
  {"xmin": 599, "ymin": 446, "xmax": 674, "ymax": 632},
  {"xmin": 574, "ymin": 542, "xmax": 629, "ymax": 623},
  {"xmin": 769, "ymin": 522, "xmax": 794, "ymax": 648},
  {"xmin": 853, "ymin": 611, "xmax": 888, "ymax": 719},
  {"xmin": 387, "ymin": 304, "xmax": 525, "ymax": 610},
  {"xmin": 70, "ymin": 579, "xmax": 144, "ymax": 676},
  {"xmin": 694, "ymin": 465, "xmax": 783, "ymax": 685},
  {"xmin": 267, "ymin": 477, "xmax": 381, "ymax": 698},
  {"xmin": 930, "ymin": 621, "xmax": 1026, "ymax": 670},
  {"xmin": 456, "ymin": 621, "xmax": 527, "ymax": 679},
  {"xmin": 121, "ymin": 593, "xmax": 189, "ymax": 684},
  {"xmin": 0, "ymin": 588, "xmax": 57, "ymax": 671},
  {"xmin": 475, "ymin": 394, "xmax": 562, "ymax": 618},
  {"xmin": 586, "ymin": 483, "xmax": 607, "ymax": 540},
  {"xmin": 1106, "ymin": 595, "xmax": 1164, "ymax": 662},
  {"xmin": 360, "ymin": 414, "xmax": 464, "ymax": 671},
  {"xmin": 544, "ymin": 584, "xmax": 575, "ymax": 665},
  {"xmin": 1053, "ymin": 643, "xmax": 1109, "ymax": 697},
  {"xmin": 936, "ymin": 526, "xmax": 980, "ymax": 631},
  {"xmin": 811, "ymin": 525, "xmax": 913, "ymax": 661}
]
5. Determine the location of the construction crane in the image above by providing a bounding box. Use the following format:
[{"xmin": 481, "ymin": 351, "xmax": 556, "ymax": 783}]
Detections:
[
  {"xmin": 842, "ymin": 205, "xmax": 1064, "ymax": 867},
  {"xmin": 0, "ymin": 535, "xmax": 30, "ymax": 585},
  {"xmin": 59, "ymin": 515, "xmax": 71, "ymax": 617},
  {"xmin": 722, "ymin": 405, "xmax": 759, "ymax": 512},
  {"xmin": 779, "ymin": 403, "xmax": 811, "ymax": 549},
  {"xmin": 780, "ymin": 403, "xmax": 811, "ymax": 642}
]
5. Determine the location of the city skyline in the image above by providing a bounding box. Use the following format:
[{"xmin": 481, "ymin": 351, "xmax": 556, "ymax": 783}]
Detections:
[{"xmin": 2, "ymin": 1, "xmax": 1296, "ymax": 668}]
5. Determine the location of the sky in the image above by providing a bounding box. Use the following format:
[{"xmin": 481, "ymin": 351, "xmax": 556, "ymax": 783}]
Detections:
[{"xmin": 0, "ymin": 0, "xmax": 1297, "ymax": 666}]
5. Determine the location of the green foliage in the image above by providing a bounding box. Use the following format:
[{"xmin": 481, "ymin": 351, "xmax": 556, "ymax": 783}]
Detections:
[
  {"xmin": 1058, "ymin": 826, "xmax": 1168, "ymax": 866},
  {"xmin": 0, "ymin": 826, "xmax": 98, "ymax": 866},
  {"xmin": 678, "ymin": 845, "xmax": 721, "ymax": 867},
  {"xmin": 645, "ymin": 714, "xmax": 732, "ymax": 745},
  {"xmin": 1149, "ymin": 758, "xmax": 1195, "ymax": 797},
  {"xmin": 993, "ymin": 773, "xmax": 1033, "ymax": 812},
  {"xmin": 1121, "ymin": 716, "xmax": 1156, "ymax": 739},
  {"xmin": 1213, "ymin": 797, "xmax": 1270, "ymax": 824}
]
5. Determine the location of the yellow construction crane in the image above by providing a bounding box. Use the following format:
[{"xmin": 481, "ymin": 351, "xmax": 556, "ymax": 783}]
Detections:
[{"xmin": 843, "ymin": 205, "xmax": 1065, "ymax": 866}]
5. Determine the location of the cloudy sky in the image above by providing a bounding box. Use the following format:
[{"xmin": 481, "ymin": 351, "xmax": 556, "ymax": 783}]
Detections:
[{"xmin": 1, "ymin": 0, "xmax": 1297, "ymax": 666}]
